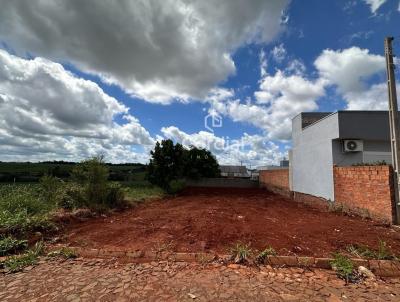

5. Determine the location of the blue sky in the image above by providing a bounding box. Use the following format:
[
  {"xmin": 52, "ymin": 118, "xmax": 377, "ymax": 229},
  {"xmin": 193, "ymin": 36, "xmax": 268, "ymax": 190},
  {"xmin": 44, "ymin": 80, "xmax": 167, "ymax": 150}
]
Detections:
[{"xmin": 0, "ymin": 0, "xmax": 399, "ymax": 166}]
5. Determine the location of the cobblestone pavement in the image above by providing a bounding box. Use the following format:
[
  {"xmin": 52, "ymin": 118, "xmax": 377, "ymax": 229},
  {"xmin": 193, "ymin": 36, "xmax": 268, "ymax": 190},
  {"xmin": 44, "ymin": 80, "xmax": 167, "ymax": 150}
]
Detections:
[{"xmin": 1, "ymin": 258, "xmax": 400, "ymax": 301}]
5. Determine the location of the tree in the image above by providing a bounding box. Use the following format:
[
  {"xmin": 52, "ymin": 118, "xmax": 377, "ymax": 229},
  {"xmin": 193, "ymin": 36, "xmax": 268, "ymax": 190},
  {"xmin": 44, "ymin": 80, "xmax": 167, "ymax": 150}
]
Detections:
[
  {"xmin": 185, "ymin": 146, "xmax": 220, "ymax": 179},
  {"xmin": 147, "ymin": 140, "xmax": 220, "ymax": 190}
]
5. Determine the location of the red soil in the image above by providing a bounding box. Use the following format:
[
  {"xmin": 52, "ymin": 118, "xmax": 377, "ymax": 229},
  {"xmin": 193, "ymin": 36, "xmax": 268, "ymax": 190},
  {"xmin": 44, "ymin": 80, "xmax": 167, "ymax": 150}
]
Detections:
[{"xmin": 62, "ymin": 187, "xmax": 400, "ymax": 257}]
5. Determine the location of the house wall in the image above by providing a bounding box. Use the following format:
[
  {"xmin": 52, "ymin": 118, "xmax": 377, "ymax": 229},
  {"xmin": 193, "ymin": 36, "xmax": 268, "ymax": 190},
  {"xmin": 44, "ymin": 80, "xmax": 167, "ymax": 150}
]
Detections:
[
  {"xmin": 332, "ymin": 139, "xmax": 392, "ymax": 166},
  {"xmin": 292, "ymin": 113, "xmax": 339, "ymax": 200},
  {"xmin": 333, "ymin": 165, "xmax": 394, "ymax": 222}
]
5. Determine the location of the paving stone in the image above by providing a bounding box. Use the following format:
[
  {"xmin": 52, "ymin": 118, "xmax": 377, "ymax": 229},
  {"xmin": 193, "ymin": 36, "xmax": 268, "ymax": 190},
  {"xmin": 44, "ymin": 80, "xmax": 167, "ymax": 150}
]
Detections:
[{"xmin": 1, "ymin": 259, "xmax": 400, "ymax": 301}]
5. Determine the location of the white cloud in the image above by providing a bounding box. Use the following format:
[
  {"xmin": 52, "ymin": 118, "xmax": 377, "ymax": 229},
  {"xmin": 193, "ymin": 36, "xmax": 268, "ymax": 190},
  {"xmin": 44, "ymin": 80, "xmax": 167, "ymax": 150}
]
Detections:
[
  {"xmin": 207, "ymin": 66, "xmax": 325, "ymax": 140},
  {"xmin": 345, "ymin": 83, "xmax": 388, "ymax": 110},
  {"xmin": 315, "ymin": 46, "xmax": 387, "ymax": 110},
  {"xmin": 0, "ymin": 0, "xmax": 289, "ymax": 104},
  {"xmin": 315, "ymin": 47, "xmax": 385, "ymax": 94},
  {"xmin": 363, "ymin": 0, "xmax": 387, "ymax": 13},
  {"xmin": 0, "ymin": 49, "xmax": 154, "ymax": 162},
  {"xmin": 271, "ymin": 43, "xmax": 287, "ymax": 63},
  {"xmin": 160, "ymin": 126, "xmax": 284, "ymax": 166}
]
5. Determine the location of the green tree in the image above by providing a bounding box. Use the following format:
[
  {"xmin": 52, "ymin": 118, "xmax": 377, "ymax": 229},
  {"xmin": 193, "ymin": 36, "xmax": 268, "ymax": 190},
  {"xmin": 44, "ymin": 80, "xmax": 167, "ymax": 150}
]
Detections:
[
  {"xmin": 147, "ymin": 140, "xmax": 220, "ymax": 190},
  {"xmin": 185, "ymin": 147, "xmax": 220, "ymax": 179}
]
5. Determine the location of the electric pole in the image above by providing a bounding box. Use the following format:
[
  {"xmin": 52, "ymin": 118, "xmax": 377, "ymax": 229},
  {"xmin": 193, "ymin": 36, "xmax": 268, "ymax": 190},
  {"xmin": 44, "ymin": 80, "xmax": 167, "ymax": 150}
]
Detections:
[{"xmin": 384, "ymin": 36, "xmax": 400, "ymax": 224}]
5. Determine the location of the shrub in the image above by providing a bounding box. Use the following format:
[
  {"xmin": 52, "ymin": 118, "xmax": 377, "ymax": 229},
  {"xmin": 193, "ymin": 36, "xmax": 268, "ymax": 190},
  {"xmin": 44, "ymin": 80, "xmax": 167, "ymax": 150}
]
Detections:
[
  {"xmin": 69, "ymin": 156, "xmax": 125, "ymax": 210},
  {"xmin": 56, "ymin": 183, "xmax": 86, "ymax": 210},
  {"xmin": 167, "ymin": 179, "xmax": 186, "ymax": 194},
  {"xmin": 0, "ymin": 236, "xmax": 28, "ymax": 256},
  {"xmin": 105, "ymin": 182, "xmax": 125, "ymax": 208},
  {"xmin": 71, "ymin": 156, "xmax": 109, "ymax": 205},
  {"xmin": 230, "ymin": 242, "xmax": 252, "ymax": 264}
]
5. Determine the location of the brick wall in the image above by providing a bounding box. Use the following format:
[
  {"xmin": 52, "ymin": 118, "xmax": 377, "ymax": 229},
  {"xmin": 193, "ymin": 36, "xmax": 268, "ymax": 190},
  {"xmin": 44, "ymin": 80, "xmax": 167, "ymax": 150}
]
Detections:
[
  {"xmin": 333, "ymin": 165, "xmax": 394, "ymax": 223},
  {"xmin": 259, "ymin": 169, "xmax": 290, "ymax": 196}
]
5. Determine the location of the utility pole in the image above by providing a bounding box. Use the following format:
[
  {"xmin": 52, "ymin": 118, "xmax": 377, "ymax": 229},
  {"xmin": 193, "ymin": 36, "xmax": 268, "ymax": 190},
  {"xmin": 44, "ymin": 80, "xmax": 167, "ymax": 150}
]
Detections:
[{"xmin": 384, "ymin": 36, "xmax": 400, "ymax": 224}]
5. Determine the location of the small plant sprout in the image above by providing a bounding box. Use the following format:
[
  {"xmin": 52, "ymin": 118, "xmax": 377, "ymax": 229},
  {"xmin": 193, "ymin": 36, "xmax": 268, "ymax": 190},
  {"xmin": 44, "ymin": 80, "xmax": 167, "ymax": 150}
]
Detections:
[
  {"xmin": 256, "ymin": 246, "xmax": 277, "ymax": 264},
  {"xmin": 230, "ymin": 242, "xmax": 252, "ymax": 264},
  {"xmin": 330, "ymin": 253, "xmax": 361, "ymax": 283}
]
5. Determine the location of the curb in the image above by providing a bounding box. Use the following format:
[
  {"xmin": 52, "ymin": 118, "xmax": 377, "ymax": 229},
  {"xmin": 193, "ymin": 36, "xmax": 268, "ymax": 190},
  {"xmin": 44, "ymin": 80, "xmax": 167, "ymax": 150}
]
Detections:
[{"xmin": 57, "ymin": 247, "xmax": 400, "ymax": 277}]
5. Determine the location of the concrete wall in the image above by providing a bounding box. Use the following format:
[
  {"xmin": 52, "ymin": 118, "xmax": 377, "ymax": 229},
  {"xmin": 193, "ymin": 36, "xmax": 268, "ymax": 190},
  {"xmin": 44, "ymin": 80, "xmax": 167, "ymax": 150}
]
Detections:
[
  {"xmin": 332, "ymin": 139, "xmax": 392, "ymax": 166},
  {"xmin": 186, "ymin": 178, "xmax": 259, "ymax": 188},
  {"xmin": 292, "ymin": 113, "xmax": 339, "ymax": 200},
  {"xmin": 334, "ymin": 165, "xmax": 394, "ymax": 222}
]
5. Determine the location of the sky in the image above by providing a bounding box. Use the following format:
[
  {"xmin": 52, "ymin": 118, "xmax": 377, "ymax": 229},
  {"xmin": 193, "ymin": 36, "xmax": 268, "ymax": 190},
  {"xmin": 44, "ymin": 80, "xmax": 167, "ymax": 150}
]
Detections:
[{"xmin": 0, "ymin": 0, "xmax": 399, "ymax": 167}]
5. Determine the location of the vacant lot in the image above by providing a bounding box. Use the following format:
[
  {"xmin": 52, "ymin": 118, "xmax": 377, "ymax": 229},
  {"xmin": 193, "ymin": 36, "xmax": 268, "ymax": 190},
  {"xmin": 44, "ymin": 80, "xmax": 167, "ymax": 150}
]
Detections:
[{"xmin": 63, "ymin": 187, "xmax": 400, "ymax": 257}]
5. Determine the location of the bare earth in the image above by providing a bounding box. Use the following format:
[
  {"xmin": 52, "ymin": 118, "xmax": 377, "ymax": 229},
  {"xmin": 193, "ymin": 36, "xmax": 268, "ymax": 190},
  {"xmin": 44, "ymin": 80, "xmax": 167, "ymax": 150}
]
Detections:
[
  {"xmin": 2, "ymin": 257, "xmax": 400, "ymax": 301},
  {"xmin": 63, "ymin": 187, "xmax": 400, "ymax": 257}
]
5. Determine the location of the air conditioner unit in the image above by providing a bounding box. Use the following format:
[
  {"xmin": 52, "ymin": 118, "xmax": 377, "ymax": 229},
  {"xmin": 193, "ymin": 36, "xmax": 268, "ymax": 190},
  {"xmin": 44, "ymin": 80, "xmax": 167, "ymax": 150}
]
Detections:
[{"xmin": 343, "ymin": 140, "xmax": 363, "ymax": 152}]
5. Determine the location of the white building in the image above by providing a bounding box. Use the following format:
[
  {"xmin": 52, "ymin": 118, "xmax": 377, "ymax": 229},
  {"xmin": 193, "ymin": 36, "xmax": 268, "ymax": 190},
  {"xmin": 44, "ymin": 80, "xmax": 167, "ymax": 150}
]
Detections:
[{"xmin": 291, "ymin": 111, "xmax": 392, "ymax": 200}]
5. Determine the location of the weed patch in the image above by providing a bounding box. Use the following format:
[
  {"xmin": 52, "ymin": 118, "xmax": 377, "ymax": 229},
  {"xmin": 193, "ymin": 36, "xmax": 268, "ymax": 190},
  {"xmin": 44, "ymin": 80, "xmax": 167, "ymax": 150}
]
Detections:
[
  {"xmin": 47, "ymin": 247, "xmax": 77, "ymax": 259},
  {"xmin": 256, "ymin": 246, "xmax": 276, "ymax": 264},
  {"xmin": 1, "ymin": 241, "xmax": 44, "ymax": 273},
  {"xmin": 330, "ymin": 253, "xmax": 362, "ymax": 283},
  {"xmin": 230, "ymin": 242, "xmax": 252, "ymax": 264},
  {"xmin": 0, "ymin": 236, "xmax": 28, "ymax": 256},
  {"xmin": 346, "ymin": 240, "xmax": 397, "ymax": 260}
]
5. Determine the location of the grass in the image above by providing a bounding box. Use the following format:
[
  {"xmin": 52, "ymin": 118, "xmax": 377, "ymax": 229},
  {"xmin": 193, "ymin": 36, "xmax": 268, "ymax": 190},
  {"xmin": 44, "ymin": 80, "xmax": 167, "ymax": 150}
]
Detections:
[
  {"xmin": 0, "ymin": 236, "xmax": 28, "ymax": 256},
  {"xmin": 256, "ymin": 246, "xmax": 277, "ymax": 263},
  {"xmin": 230, "ymin": 242, "xmax": 252, "ymax": 264},
  {"xmin": 346, "ymin": 240, "xmax": 397, "ymax": 260},
  {"xmin": 47, "ymin": 247, "xmax": 77, "ymax": 259},
  {"xmin": 1, "ymin": 241, "xmax": 44, "ymax": 273},
  {"xmin": 0, "ymin": 184, "xmax": 57, "ymax": 236},
  {"xmin": 123, "ymin": 183, "xmax": 165, "ymax": 204}
]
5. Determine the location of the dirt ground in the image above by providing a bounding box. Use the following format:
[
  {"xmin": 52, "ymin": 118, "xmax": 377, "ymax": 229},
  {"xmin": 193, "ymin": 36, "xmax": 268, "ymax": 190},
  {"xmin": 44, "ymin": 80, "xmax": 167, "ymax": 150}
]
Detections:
[{"xmin": 62, "ymin": 187, "xmax": 400, "ymax": 257}]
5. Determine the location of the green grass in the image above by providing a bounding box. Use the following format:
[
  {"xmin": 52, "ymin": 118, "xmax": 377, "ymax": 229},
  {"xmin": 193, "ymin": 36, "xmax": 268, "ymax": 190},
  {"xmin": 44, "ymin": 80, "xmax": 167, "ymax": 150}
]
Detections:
[
  {"xmin": 0, "ymin": 236, "xmax": 28, "ymax": 256},
  {"xmin": 123, "ymin": 184, "xmax": 165, "ymax": 203},
  {"xmin": 1, "ymin": 241, "xmax": 44, "ymax": 273},
  {"xmin": 256, "ymin": 246, "xmax": 277, "ymax": 263},
  {"xmin": 47, "ymin": 247, "xmax": 77, "ymax": 259},
  {"xmin": 330, "ymin": 253, "xmax": 354, "ymax": 282},
  {"xmin": 346, "ymin": 241, "xmax": 397, "ymax": 260},
  {"xmin": 230, "ymin": 242, "xmax": 252, "ymax": 264},
  {"xmin": 0, "ymin": 184, "xmax": 56, "ymax": 236}
]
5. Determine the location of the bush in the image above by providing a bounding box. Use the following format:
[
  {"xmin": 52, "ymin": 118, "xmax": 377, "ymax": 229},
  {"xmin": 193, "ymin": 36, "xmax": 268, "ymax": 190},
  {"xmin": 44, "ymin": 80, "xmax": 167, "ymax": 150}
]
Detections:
[
  {"xmin": 69, "ymin": 156, "xmax": 125, "ymax": 210},
  {"xmin": 106, "ymin": 182, "xmax": 125, "ymax": 208},
  {"xmin": 167, "ymin": 179, "xmax": 186, "ymax": 194},
  {"xmin": 56, "ymin": 183, "xmax": 86, "ymax": 210}
]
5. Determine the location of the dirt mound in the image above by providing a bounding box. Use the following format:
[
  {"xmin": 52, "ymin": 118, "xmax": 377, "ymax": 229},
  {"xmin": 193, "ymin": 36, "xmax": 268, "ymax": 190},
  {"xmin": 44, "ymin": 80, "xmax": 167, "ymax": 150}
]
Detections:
[{"xmin": 62, "ymin": 187, "xmax": 400, "ymax": 257}]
